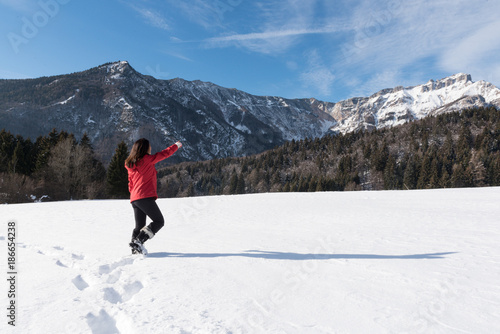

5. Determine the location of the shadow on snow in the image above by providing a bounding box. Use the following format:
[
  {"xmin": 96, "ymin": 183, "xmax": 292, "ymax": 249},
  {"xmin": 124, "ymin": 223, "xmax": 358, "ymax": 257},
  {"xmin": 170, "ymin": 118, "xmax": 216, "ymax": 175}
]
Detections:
[{"xmin": 147, "ymin": 251, "xmax": 457, "ymax": 260}]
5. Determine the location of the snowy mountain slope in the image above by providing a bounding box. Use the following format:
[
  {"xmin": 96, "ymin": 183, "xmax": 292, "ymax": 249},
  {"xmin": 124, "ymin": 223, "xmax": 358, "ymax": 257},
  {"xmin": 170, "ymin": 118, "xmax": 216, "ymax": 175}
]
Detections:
[
  {"xmin": 1, "ymin": 188, "xmax": 500, "ymax": 333},
  {"xmin": 327, "ymin": 73, "xmax": 500, "ymax": 133},
  {"xmin": 0, "ymin": 61, "xmax": 336, "ymax": 163}
]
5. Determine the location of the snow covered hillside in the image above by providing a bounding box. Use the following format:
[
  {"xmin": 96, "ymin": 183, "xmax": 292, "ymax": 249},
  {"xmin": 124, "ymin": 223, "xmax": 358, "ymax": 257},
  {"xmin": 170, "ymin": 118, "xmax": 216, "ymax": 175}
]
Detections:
[
  {"xmin": 328, "ymin": 73, "xmax": 500, "ymax": 134},
  {"xmin": 1, "ymin": 188, "xmax": 500, "ymax": 333}
]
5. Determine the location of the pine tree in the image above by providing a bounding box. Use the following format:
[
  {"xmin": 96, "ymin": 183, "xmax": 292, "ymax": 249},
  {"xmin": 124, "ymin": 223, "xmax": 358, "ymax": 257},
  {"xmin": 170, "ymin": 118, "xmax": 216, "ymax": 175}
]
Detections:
[
  {"xmin": 470, "ymin": 151, "xmax": 486, "ymax": 186},
  {"xmin": 283, "ymin": 182, "xmax": 291, "ymax": 192},
  {"xmin": 0, "ymin": 130, "xmax": 15, "ymax": 173},
  {"xmin": 8, "ymin": 141, "xmax": 23, "ymax": 174},
  {"xmin": 229, "ymin": 173, "xmax": 238, "ymax": 194},
  {"xmin": 439, "ymin": 168, "xmax": 451, "ymax": 188},
  {"xmin": 236, "ymin": 173, "xmax": 246, "ymax": 194},
  {"xmin": 308, "ymin": 176, "xmax": 318, "ymax": 192},
  {"xmin": 403, "ymin": 155, "xmax": 419, "ymax": 189},
  {"xmin": 48, "ymin": 128, "xmax": 59, "ymax": 146},
  {"xmin": 186, "ymin": 183, "xmax": 195, "ymax": 197},
  {"xmin": 491, "ymin": 155, "xmax": 500, "ymax": 186},
  {"xmin": 428, "ymin": 157, "xmax": 441, "ymax": 188},
  {"xmin": 417, "ymin": 154, "xmax": 432, "ymax": 189},
  {"xmin": 440, "ymin": 131, "xmax": 455, "ymax": 176},
  {"xmin": 107, "ymin": 141, "xmax": 129, "ymax": 198},
  {"xmin": 315, "ymin": 178, "xmax": 324, "ymax": 192},
  {"xmin": 451, "ymin": 163, "xmax": 474, "ymax": 188},
  {"xmin": 383, "ymin": 155, "xmax": 398, "ymax": 190},
  {"xmin": 80, "ymin": 133, "xmax": 92, "ymax": 149},
  {"xmin": 456, "ymin": 122, "xmax": 473, "ymax": 165}
]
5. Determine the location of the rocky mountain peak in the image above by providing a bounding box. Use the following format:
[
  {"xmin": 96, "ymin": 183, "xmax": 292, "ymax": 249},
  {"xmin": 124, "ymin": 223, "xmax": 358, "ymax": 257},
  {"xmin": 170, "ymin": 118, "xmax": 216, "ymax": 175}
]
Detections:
[
  {"xmin": 421, "ymin": 73, "xmax": 472, "ymax": 92},
  {"xmin": 327, "ymin": 73, "xmax": 500, "ymax": 134},
  {"xmin": 98, "ymin": 60, "xmax": 130, "ymax": 71}
]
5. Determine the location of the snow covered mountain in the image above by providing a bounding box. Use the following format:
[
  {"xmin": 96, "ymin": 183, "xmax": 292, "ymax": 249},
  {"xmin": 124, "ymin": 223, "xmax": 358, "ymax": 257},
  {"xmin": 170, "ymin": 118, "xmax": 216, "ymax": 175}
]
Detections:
[
  {"xmin": 0, "ymin": 61, "xmax": 336, "ymax": 163},
  {"xmin": 326, "ymin": 73, "xmax": 500, "ymax": 134},
  {"xmin": 1, "ymin": 62, "xmax": 499, "ymax": 162}
]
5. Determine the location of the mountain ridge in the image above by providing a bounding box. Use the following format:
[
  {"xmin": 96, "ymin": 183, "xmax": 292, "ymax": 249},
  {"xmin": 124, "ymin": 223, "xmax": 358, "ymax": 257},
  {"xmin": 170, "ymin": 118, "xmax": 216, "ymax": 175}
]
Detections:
[
  {"xmin": 326, "ymin": 72, "xmax": 500, "ymax": 134},
  {"xmin": 1, "ymin": 61, "xmax": 499, "ymax": 162},
  {"xmin": 0, "ymin": 61, "xmax": 337, "ymax": 163}
]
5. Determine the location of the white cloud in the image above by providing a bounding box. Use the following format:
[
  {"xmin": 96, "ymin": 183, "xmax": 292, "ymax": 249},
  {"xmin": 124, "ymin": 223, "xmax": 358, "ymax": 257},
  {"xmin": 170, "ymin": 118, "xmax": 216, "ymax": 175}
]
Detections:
[
  {"xmin": 348, "ymin": 70, "xmax": 401, "ymax": 98},
  {"xmin": 164, "ymin": 0, "xmax": 242, "ymax": 30},
  {"xmin": 127, "ymin": 0, "xmax": 500, "ymax": 100},
  {"xmin": 299, "ymin": 50, "xmax": 336, "ymax": 97},
  {"xmin": 161, "ymin": 50, "xmax": 193, "ymax": 62},
  {"xmin": 204, "ymin": 25, "xmax": 344, "ymax": 54},
  {"xmin": 333, "ymin": 0, "xmax": 500, "ymax": 95},
  {"xmin": 201, "ymin": 0, "xmax": 352, "ymax": 54},
  {"xmin": 130, "ymin": 5, "xmax": 170, "ymax": 31},
  {"xmin": 207, "ymin": 25, "xmax": 344, "ymax": 43},
  {"xmin": 440, "ymin": 20, "xmax": 500, "ymax": 86}
]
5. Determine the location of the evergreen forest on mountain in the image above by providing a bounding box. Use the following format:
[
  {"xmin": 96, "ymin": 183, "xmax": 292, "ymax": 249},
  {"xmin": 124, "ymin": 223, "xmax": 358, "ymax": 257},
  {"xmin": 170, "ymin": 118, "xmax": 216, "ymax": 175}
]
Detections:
[{"xmin": 1, "ymin": 106, "xmax": 500, "ymax": 203}]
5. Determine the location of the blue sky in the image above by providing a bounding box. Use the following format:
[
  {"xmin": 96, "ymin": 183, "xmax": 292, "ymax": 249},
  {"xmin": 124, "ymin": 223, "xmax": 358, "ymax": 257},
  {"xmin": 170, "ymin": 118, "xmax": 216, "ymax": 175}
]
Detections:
[{"xmin": 1, "ymin": 0, "xmax": 500, "ymax": 102}]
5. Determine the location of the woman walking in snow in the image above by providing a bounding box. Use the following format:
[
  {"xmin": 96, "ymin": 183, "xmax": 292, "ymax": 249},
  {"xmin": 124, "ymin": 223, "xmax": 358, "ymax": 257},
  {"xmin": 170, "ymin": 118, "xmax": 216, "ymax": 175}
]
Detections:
[{"xmin": 125, "ymin": 138, "xmax": 182, "ymax": 254}]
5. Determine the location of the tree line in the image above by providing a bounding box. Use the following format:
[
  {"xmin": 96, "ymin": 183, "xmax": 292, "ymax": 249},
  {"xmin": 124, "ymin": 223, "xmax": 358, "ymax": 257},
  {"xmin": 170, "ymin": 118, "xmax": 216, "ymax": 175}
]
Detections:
[
  {"xmin": 0, "ymin": 129, "xmax": 129, "ymax": 203},
  {"xmin": 1, "ymin": 106, "xmax": 500, "ymax": 203},
  {"xmin": 156, "ymin": 106, "xmax": 500, "ymax": 197}
]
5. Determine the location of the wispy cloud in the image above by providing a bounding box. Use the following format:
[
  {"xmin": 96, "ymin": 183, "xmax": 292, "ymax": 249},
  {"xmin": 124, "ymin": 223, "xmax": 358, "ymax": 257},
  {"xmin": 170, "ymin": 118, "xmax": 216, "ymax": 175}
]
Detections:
[
  {"xmin": 440, "ymin": 20, "xmax": 500, "ymax": 85},
  {"xmin": 207, "ymin": 25, "xmax": 344, "ymax": 43},
  {"xmin": 349, "ymin": 70, "xmax": 402, "ymax": 98},
  {"xmin": 164, "ymin": 0, "xmax": 242, "ymax": 30},
  {"xmin": 299, "ymin": 50, "xmax": 336, "ymax": 97},
  {"xmin": 125, "ymin": 0, "xmax": 500, "ymax": 100},
  {"xmin": 130, "ymin": 5, "xmax": 170, "ymax": 31},
  {"xmin": 202, "ymin": 0, "xmax": 351, "ymax": 54},
  {"xmin": 335, "ymin": 0, "xmax": 500, "ymax": 95},
  {"xmin": 161, "ymin": 50, "xmax": 193, "ymax": 62},
  {"xmin": 204, "ymin": 25, "xmax": 345, "ymax": 54}
]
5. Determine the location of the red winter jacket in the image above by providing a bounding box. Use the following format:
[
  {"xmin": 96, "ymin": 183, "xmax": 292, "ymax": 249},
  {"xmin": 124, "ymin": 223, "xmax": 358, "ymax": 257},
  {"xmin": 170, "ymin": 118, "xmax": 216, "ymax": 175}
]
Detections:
[{"xmin": 125, "ymin": 144, "xmax": 178, "ymax": 202}]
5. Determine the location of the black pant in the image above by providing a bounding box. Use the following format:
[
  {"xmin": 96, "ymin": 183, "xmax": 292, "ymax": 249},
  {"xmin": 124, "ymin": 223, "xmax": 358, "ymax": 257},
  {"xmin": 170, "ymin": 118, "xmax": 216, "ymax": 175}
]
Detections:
[{"xmin": 131, "ymin": 197, "xmax": 164, "ymax": 240}]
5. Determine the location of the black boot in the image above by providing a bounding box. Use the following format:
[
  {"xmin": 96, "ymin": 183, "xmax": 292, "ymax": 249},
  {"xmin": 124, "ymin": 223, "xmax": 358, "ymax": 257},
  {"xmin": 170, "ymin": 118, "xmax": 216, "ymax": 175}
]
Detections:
[
  {"xmin": 129, "ymin": 240, "xmax": 142, "ymax": 254},
  {"xmin": 130, "ymin": 226, "xmax": 154, "ymax": 255},
  {"xmin": 136, "ymin": 225, "xmax": 154, "ymax": 243}
]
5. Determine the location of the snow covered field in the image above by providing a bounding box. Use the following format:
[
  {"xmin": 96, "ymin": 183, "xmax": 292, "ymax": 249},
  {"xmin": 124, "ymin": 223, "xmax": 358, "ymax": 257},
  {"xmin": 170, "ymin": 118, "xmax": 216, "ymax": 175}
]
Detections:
[{"xmin": 1, "ymin": 188, "xmax": 499, "ymax": 334}]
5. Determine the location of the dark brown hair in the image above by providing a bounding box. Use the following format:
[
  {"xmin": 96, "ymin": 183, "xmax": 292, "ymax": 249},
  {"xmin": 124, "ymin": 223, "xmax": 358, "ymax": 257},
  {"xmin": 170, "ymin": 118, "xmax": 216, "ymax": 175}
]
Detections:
[{"xmin": 125, "ymin": 138, "xmax": 150, "ymax": 168}]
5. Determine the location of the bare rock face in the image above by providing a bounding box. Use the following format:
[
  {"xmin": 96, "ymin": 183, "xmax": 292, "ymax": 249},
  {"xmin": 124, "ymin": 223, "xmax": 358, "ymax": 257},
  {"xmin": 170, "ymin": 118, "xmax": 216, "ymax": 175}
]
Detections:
[{"xmin": 324, "ymin": 73, "xmax": 500, "ymax": 134}]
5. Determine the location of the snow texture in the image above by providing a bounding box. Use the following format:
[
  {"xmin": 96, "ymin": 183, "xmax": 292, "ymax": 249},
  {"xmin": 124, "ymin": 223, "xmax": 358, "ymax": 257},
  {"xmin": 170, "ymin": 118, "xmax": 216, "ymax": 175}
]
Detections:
[{"xmin": 1, "ymin": 188, "xmax": 499, "ymax": 333}]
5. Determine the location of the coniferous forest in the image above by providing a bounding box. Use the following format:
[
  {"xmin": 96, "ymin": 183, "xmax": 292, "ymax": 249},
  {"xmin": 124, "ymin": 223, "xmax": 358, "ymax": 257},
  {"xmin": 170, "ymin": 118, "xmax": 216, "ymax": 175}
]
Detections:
[
  {"xmin": 156, "ymin": 106, "xmax": 500, "ymax": 197},
  {"xmin": 1, "ymin": 106, "xmax": 500, "ymax": 203}
]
